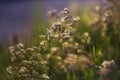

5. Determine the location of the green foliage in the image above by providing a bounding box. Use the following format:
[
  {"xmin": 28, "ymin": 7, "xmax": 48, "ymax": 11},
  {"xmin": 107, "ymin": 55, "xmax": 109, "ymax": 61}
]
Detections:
[{"xmin": 2, "ymin": 0, "xmax": 120, "ymax": 80}]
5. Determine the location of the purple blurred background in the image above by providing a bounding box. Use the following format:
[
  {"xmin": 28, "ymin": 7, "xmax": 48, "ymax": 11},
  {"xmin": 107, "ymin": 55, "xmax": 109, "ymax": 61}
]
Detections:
[{"xmin": 0, "ymin": 1, "xmax": 32, "ymax": 47}]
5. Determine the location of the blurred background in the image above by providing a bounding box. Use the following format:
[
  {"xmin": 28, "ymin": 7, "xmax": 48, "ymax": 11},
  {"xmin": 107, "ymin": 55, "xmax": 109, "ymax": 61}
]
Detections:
[
  {"xmin": 0, "ymin": 0, "xmax": 102, "ymax": 47},
  {"xmin": 0, "ymin": 0, "xmax": 105, "ymax": 80}
]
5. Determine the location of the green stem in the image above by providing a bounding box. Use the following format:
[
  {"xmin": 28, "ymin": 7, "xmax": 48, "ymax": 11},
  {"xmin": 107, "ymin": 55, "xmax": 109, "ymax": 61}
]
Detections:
[{"xmin": 93, "ymin": 45, "xmax": 96, "ymax": 63}]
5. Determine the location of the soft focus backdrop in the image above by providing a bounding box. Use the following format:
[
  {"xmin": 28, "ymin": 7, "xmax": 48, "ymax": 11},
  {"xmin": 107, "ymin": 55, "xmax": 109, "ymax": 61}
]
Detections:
[{"xmin": 0, "ymin": 0, "xmax": 107, "ymax": 80}]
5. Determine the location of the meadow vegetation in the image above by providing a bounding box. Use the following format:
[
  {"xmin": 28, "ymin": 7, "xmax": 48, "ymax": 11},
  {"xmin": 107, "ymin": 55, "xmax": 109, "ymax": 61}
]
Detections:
[{"xmin": 1, "ymin": 0, "xmax": 120, "ymax": 80}]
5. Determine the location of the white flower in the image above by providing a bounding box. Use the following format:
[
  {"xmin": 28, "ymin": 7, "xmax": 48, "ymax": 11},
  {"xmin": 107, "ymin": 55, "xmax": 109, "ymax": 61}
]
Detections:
[{"xmin": 41, "ymin": 74, "xmax": 49, "ymax": 79}]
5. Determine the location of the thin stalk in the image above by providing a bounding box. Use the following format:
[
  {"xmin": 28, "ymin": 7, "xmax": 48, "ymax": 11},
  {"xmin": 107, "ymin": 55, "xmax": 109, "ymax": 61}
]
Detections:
[{"xmin": 93, "ymin": 45, "xmax": 96, "ymax": 63}]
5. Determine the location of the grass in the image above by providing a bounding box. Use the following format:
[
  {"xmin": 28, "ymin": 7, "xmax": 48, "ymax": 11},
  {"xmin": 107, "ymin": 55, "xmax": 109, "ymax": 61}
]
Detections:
[{"xmin": 1, "ymin": 0, "xmax": 120, "ymax": 80}]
